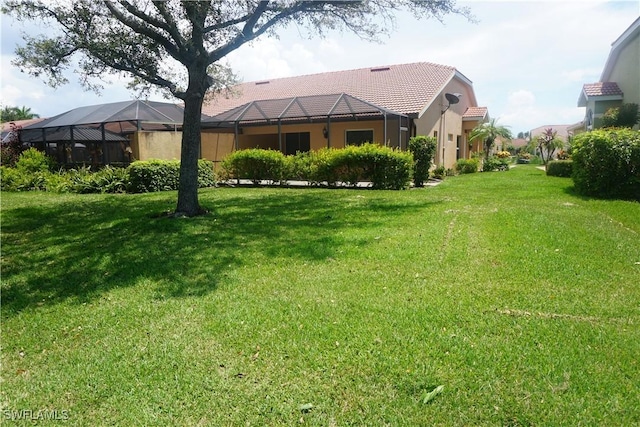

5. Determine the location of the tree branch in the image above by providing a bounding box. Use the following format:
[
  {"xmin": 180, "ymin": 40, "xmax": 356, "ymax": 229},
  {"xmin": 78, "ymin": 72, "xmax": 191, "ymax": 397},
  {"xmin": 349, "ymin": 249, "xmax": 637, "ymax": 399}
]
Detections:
[
  {"xmin": 151, "ymin": 1, "xmax": 186, "ymax": 49},
  {"xmin": 102, "ymin": 1, "xmax": 181, "ymax": 61}
]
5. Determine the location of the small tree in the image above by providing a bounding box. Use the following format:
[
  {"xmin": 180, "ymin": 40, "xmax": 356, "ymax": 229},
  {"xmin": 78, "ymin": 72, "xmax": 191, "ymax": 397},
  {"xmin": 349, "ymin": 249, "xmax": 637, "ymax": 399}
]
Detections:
[
  {"xmin": 469, "ymin": 118, "xmax": 513, "ymax": 160},
  {"xmin": 532, "ymin": 128, "xmax": 564, "ymax": 165},
  {"xmin": 408, "ymin": 135, "xmax": 437, "ymax": 187},
  {"xmin": 601, "ymin": 103, "xmax": 640, "ymax": 129}
]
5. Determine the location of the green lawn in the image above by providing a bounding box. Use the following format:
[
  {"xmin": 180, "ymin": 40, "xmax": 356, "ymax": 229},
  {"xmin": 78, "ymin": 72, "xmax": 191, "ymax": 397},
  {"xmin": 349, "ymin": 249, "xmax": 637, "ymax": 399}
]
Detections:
[{"xmin": 2, "ymin": 165, "xmax": 639, "ymax": 426}]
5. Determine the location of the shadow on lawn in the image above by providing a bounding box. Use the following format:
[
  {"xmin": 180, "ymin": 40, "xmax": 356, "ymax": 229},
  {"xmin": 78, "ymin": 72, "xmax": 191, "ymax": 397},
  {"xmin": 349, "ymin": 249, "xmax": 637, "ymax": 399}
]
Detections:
[{"xmin": 1, "ymin": 190, "xmax": 436, "ymax": 315}]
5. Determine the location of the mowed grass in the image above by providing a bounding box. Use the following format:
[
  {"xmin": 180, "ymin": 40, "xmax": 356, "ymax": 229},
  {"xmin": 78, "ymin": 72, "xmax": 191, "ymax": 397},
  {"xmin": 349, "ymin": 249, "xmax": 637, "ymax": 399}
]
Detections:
[{"xmin": 1, "ymin": 165, "xmax": 639, "ymax": 426}]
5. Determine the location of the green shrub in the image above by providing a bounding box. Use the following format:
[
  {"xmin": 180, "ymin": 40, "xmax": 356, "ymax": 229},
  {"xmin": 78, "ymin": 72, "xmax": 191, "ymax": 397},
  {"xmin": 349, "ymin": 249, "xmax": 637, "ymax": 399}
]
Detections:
[
  {"xmin": 219, "ymin": 149, "xmax": 288, "ymax": 185},
  {"xmin": 408, "ymin": 135, "xmax": 436, "ymax": 187},
  {"xmin": 571, "ymin": 129, "xmax": 640, "ymax": 200},
  {"xmin": 197, "ymin": 160, "xmax": 216, "ymax": 188},
  {"xmin": 0, "ymin": 148, "xmax": 54, "ymax": 191},
  {"xmin": 127, "ymin": 160, "xmax": 181, "ymax": 192},
  {"xmin": 431, "ymin": 165, "xmax": 446, "ymax": 180},
  {"xmin": 359, "ymin": 144, "xmax": 412, "ymax": 190},
  {"xmin": 127, "ymin": 159, "xmax": 216, "ymax": 193},
  {"xmin": 307, "ymin": 148, "xmax": 340, "ymax": 185},
  {"xmin": 0, "ymin": 165, "xmax": 21, "ymax": 191},
  {"xmin": 482, "ymin": 156, "xmax": 509, "ymax": 172},
  {"xmin": 0, "ymin": 167, "xmax": 48, "ymax": 191},
  {"xmin": 288, "ymin": 152, "xmax": 313, "ymax": 182},
  {"xmin": 44, "ymin": 170, "xmax": 74, "ymax": 193},
  {"xmin": 67, "ymin": 166, "xmax": 129, "ymax": 193},
  {"xmin": 546, "ymin": 160, "xmax": 573, "ymax": 178},
  {"xmin": 308, "ymin": 144, "xmax": 412, "ymax": 189},
  {"xmin": 15, "ymin": 147, "xmax": 54, "ymax": 174},
  {"xmin": 455, "ymin": 158, "xmax": 479, "ymax": 174}
]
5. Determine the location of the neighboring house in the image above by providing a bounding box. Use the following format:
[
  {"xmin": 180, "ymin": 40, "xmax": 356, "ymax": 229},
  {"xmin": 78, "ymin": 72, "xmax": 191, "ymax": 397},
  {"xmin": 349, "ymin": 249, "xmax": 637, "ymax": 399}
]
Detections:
[
  {"xmin": 530, "ymin": 125, "xmax": 572, "ymax": 141},
  {"xmin": 574, "ymin": 17, "xmax": 640, "ymax": 133},
  {"xmin": 1, "ymin": 118, "xmax": 46, "ymax": 143},
  {"xmin": 202, "ymin": 62, "xmax": 488, "ymax": 168},
  {"xmin": 19, "ymin": 100, "xmax": 191, "ymax": 166},
  {"xmin": 510, "ymin": 138, "xmax": 529, "ymax": 153}
]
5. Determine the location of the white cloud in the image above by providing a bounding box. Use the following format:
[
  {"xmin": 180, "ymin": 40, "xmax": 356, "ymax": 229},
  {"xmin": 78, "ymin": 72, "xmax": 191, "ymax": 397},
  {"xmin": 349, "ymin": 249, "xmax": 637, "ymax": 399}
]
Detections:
[
  {"xmin": 561, "ymin": 68, "xmax": 603, "ymax": 83},
  {"xmin": 507, "ymin": 90, "xmax": 536, "ymax": 108}
]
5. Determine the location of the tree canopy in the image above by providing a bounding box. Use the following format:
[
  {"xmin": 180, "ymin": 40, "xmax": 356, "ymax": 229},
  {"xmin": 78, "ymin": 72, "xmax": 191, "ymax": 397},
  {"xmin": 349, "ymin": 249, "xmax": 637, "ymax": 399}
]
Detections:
[
  {"xmin": 3, "ymin": 0, "xmax": 473, "ymax": 216},
  {"xmin": 0, "ymin": 105, "xmax": 40, "ymax": 122}
]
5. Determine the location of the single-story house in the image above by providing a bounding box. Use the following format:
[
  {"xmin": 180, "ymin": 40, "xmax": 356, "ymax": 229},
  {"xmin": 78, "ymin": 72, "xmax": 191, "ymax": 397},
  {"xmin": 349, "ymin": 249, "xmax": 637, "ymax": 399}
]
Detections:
[
  {"xmin": 573, "ymin": 17, "xmax": 640, "ymax": 133},
  {"xmin": 201, "ymin": 62, "xmax": 489, "ymax": 169},
  {"xmin": 16, "ymin": 63, "xmax": 488, "ymax": 169}
]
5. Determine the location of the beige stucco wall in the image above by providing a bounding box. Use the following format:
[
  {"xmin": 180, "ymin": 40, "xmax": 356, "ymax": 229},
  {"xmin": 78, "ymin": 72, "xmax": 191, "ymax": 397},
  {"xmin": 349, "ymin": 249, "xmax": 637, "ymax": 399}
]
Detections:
[
  {"xmin": 131, "ymin": 131, "xmax": 182, "ymax": 161},
  {"xmin": 201, "ymin": 131, "xmax": 235, "ymax": 163},
  {"xmin": 607, "ymin": 33, "xmax": 640, "ymax": 106},
  {"xmin": 413, "ymin": 77, "xmax": 478, "ymax": 168}
]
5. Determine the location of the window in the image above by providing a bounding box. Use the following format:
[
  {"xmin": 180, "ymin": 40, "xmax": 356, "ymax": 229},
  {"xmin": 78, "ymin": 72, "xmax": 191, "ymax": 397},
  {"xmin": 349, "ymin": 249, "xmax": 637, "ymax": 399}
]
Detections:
[
  {"xmin": 433, "ymin": 131, "xmax": 438, "ymax": 139},
  {"xmin": 456, "ymin": 135, "xmax": 462, "ymax": 159},
  {"xmin": 285, "ymin": 132, "xmax": 310, "ymax": 155},
  {"xmin": 345, "ymin": 129, "xmax": 373, "ymax": 146}
]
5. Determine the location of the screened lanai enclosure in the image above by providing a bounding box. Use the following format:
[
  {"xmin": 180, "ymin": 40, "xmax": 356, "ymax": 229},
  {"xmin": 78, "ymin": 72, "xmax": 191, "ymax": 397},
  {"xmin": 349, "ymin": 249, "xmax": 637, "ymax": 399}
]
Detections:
[
  {"xmin": 202, "ymin": 93, "xmax": 410, "ymax": 154},
  {"xmin": 20, "ymin": 100, "xmax": 187, "ymax": 167}
]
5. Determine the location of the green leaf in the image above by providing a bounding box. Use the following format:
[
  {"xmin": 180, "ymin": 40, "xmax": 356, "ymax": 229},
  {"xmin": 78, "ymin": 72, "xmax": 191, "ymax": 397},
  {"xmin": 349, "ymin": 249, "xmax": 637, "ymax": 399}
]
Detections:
[{"xmin": 422, "ymin": 385, "xmax": 444, "ymax": 404}]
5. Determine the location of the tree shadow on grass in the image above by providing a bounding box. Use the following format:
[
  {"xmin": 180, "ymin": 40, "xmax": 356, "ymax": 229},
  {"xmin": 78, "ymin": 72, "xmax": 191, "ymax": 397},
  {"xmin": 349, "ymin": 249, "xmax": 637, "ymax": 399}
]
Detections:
[{"xmin": 1, "ymin": 190, "xmax": 440, "ymax": 315}]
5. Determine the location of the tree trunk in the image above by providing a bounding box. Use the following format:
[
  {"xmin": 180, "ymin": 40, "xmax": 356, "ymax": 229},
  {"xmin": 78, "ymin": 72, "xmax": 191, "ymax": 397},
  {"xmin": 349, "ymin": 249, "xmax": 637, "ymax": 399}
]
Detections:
[{"xmin": 175, "ymin": 70, "xmax": 207, "ymax": 217}]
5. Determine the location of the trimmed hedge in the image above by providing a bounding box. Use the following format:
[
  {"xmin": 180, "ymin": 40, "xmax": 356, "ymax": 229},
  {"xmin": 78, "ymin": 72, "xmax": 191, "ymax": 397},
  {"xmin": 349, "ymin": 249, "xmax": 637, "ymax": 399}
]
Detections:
[
  {"xmin": 219, "ymin": 144, "xmax": 413, "ymax": 190},
  {"xmin": 546, "ymin": 160, "xmax": 573, "ymax": 177},
  {"xmin": 309, "ymin": 144, "xmax": 413, "ymax": 189},
  {"xmin": 218, "ymin": 149, "xmax": 288, "ymax": 185},
  {"xmin": 571, "ymin": 129, "xmax": 640, "ymax": 200},
  {"xmin": 128, "ymin": 159, "xmax": 216, "ymax": 193}
]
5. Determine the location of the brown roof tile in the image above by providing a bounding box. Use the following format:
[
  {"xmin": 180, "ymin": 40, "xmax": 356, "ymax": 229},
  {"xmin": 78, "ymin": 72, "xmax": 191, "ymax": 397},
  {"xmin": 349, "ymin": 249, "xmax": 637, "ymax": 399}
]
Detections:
[
  {"xmin": 582, "ymin": 82, "xmax": 623, "ymax": 97},
  {"xmin": 204, "ymin": 62, "xmax": 457, "ymax": 117},
  {"xmin": 463, "ymin": 106, "xmax": 488, "ymax": 119}
]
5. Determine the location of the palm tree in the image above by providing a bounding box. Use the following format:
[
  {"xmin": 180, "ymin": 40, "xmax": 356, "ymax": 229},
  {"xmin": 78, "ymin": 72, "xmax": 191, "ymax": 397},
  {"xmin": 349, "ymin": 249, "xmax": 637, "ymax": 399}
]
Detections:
[
  {"xmin": 469, "ymin": 118, "xmax": 513, "ymax": 160},
  {"xmin": 0, "ymin": 105, "xmax": 40, "ymax": 122}
]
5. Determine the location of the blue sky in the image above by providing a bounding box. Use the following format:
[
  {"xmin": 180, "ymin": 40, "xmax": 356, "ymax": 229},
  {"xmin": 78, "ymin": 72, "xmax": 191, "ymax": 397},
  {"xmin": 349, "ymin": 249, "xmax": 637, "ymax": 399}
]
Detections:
[{"xmin": 1, "ymin": 1, "xmax": 638, "ymax": 133}]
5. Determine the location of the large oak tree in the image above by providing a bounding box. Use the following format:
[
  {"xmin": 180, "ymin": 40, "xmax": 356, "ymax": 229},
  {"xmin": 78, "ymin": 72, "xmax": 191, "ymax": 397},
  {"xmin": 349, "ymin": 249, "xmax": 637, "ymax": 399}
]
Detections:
[{"xmin": 3, "ymin": 0, "xmax": 471, "ymax": 216}]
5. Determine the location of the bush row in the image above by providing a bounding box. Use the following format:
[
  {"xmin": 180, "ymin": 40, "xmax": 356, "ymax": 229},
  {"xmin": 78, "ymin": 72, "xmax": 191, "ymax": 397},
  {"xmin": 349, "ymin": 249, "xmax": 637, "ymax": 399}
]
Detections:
[
  {"xmin": 219, "ymin": 144, "xmax": 414, "ymax": 190},
  {"xmin": 571, "ymin": 128, "xmax": 640, "ymax": 200},
  {"xmin": 1, "ymin": 149, "xmax": 216, "ymax": 194}
]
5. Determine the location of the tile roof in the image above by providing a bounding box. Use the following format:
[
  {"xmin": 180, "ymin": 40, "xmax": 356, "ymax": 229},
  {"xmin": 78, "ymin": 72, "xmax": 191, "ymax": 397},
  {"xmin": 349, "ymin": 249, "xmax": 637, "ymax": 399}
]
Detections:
[
  {"xmin": 462, "ymin": 106, "xmax": 488, "ymax": 119},
  {"xmin": 582, "ymin": 82, "xmax": 623, "ymax": 97},
  {"xmin": 204, "ymin": 62, "xmax": 458, "ymax": 117}
]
